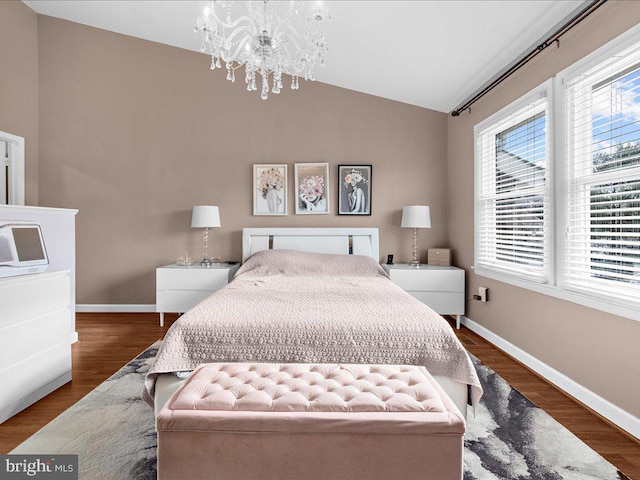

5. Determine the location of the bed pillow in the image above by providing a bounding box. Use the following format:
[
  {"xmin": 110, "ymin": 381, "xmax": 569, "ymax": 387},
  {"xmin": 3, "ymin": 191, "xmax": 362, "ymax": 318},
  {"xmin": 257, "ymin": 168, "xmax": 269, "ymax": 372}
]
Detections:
[{"xmin": 235, "ymin": 249, "xmax": 389, "ymax": 278}]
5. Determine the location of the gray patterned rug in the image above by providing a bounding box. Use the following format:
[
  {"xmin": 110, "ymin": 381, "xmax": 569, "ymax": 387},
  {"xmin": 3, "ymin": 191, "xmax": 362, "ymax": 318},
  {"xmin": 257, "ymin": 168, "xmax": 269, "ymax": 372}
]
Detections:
[{"xmin": 11, "ymin": 343, "xmax": 629, "ymax": 480}]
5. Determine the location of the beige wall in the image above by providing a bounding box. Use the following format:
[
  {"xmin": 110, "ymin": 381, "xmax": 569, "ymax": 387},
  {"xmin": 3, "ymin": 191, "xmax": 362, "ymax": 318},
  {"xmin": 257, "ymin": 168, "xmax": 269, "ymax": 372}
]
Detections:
[
  {"xmin": 14, "ymin": 0, "xmax": 637, "ymax": 422},
  {"xmin": 36, "ymin": 16, "xmax": 448, "ymax": 305},
  {"xmin": 447, "ymin": 1, "xmax": 640, "ymax": 418},
  {"xmin": 0, "ymin": 1, "xmax": 38, "ymax": 204}
]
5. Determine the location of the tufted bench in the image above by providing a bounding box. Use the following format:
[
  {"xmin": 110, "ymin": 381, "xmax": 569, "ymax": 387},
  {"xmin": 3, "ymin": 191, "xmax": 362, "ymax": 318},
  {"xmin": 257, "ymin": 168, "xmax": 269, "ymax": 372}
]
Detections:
[{"xmin": 157, "ymin": 363, "xmax": 466, "ymax": 480}]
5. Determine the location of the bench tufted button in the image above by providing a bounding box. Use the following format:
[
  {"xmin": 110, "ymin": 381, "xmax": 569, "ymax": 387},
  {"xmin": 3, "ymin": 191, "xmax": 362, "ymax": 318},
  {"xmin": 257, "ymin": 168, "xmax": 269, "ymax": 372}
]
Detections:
[{"xmin": 175, "ymin": 363, "xmax": 448, "ymax": 415}]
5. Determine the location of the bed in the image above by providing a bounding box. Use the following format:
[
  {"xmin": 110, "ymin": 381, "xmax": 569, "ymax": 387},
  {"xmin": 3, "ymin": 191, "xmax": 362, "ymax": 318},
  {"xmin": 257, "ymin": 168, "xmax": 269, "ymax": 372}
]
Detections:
[{"xmin": 144, "ymin": 228, "xmax": 482, "ymax": 418}]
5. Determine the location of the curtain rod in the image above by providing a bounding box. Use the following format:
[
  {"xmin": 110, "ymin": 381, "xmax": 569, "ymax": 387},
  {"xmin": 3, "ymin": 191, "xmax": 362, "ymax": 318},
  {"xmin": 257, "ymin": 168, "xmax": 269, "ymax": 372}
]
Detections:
[{"xmin": 450, "ymin": 0, "xmax": 608, "ymax": 117}]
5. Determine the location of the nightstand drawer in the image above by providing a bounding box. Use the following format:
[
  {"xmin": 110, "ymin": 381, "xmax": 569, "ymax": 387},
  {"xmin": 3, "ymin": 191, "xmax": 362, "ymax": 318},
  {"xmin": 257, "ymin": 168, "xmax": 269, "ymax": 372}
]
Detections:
[
  {"xmin": 156, "ymin": 289, "xmax": 213, "ymax": 313},
  {"xmin": 388, "ymin": 269, "xmax": 463, "ymax": 292},
  {"xmin": 157, "ymin": 268, "xmax": 232, "ymax": 291},
  {"xmin": 156, "ymin": 264, "xmax": 238, "ymax": 326},
  {"xmin": 408, "ymin": 292, "xmax": 464, "ymax": 315}
]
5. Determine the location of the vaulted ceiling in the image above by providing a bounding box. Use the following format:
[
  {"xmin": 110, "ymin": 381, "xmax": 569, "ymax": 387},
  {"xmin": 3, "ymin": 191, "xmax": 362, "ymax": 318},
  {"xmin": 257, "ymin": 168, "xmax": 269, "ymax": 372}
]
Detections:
[{"xmin": 23, "ymin": 0, "xmax": 585, "ymax": 112}]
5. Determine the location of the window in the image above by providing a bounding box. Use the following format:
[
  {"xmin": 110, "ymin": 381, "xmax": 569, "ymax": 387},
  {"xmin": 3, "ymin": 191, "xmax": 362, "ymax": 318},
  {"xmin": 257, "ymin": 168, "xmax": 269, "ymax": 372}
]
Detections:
[
  {"xmin": 0, "ymin": 139, "xmax": 8, "ymax": 204},
  {"xmin": 473, "ymin": 25, "xmax": 640, "ymax": 319},
  {"xmin": 475, "ymin": 83, "xmax": 551, "ymax": 283},
  {"xmin": 562, "ymin": 41, "xmax": 640, "ymax": 306},
  {"xmin": 0, "ymin": 131, "xmax": 25, "ymax": 206}
]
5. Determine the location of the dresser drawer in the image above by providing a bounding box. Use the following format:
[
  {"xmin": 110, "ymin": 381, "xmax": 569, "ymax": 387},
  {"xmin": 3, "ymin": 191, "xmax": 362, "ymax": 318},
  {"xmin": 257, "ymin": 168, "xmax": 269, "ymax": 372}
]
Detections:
[
  {"xmin": 0, "ymin": 271, "xmax": 70, "ymax": 328},
  {"xmin": 0, "ymin": 307, "xmax": 70, "ymax": 367},
  {"xmin": 157, "ymin": 268, "xmax": 233, "ymax": 291},
  {"xmin": 0, "ymin": 343, "xmax": 71, "ymax": 410},
  {"xmin": 388, "ymin": 269, "xmax": 464, "ymax": 292},
  {"xmin": 408, "ymin": 292, "xmax": 464, "ymax": 315}
]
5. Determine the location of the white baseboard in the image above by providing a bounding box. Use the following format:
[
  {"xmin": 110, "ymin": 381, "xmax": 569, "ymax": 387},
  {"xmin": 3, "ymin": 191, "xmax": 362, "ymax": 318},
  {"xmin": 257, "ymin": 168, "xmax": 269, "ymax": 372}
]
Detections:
[
  {"xmin": 76, "ymin": 304, "xmax": 156, "ymax": 313},
  {"xmin": 461, "ymin": 316, "xmax": 640, "ymax": 440}
]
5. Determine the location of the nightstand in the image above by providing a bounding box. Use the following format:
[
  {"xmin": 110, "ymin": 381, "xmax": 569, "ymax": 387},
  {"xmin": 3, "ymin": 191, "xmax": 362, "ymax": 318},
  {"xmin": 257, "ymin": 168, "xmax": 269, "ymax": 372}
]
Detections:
[
  {"xmin": 382, "ymin": 263, "xmax": 465, "ymax": 329},
  {"xmin": 156, "ymin": 263, "xmax": 239, "ymax": 326}
]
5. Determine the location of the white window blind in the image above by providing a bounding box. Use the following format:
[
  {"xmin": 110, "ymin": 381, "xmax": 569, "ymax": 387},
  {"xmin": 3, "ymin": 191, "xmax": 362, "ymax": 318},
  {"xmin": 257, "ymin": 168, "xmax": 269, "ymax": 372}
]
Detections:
[
  {"xmin": 563, "ymin": 41, "xmax": 640, "ymax": 304},
  {"xmin": 475, "ymin": 90, "xmax": 550, "ymax": 282}
]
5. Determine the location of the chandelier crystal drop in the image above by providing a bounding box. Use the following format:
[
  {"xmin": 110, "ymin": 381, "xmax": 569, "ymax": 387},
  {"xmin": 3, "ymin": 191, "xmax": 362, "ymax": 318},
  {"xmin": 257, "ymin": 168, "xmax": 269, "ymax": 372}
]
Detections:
[{"xmin": 195, "ymin": 0, "xmax": 330, "ymax": 100}]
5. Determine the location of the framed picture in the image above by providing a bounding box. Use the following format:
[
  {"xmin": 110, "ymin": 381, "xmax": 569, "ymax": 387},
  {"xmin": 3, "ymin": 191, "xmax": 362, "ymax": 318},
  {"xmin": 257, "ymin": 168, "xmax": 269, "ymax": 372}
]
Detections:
[
  {"xmin": 338, "ymin": 165, "xmax": 372, "ymax": 215},
  {"xmin": 253, "ymin": 164, "xmax": 287, "ymax": 215},
  {"xmin": 294, "ymin": 163, "xmax": 330, "ymax": 214}
]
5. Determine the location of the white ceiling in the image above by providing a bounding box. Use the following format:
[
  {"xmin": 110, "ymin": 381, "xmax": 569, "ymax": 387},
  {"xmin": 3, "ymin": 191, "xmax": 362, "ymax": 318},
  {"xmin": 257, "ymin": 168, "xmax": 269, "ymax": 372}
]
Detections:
[{"xmin": 23, "ymin": 0, "xmax": 585, "ymax": 112}]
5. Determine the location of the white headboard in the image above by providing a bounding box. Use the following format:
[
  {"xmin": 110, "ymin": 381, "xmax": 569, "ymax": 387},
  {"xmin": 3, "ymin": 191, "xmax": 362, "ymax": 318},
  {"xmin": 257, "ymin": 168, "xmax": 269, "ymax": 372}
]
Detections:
[{"xmin": 242, "ymin": 228, "xmax": 379, "ymax": 262}]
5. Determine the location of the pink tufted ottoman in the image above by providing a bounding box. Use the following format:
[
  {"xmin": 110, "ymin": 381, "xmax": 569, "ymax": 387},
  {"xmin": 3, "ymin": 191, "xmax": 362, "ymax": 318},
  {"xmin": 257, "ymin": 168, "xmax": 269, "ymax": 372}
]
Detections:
[{"xmin": 157, "ymin": 363, "xmax": 465, "ymax": 480}]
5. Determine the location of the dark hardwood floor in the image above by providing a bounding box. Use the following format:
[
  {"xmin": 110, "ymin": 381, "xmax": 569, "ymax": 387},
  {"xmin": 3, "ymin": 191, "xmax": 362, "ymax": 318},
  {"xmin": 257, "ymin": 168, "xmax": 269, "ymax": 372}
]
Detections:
[
  {"xmin": 456, "ymin": 324, "xmax": 640, "ymax": 479},
  {"xmin": 1, "ymin": 313, "xmax": 638, "ymax": 478}
]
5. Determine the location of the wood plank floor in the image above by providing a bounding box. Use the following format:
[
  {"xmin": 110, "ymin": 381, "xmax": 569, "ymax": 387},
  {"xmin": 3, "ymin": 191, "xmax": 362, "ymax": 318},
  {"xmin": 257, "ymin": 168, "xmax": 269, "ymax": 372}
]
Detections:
[{"xmin": 1, "ymin": 313, "xmax": 638, "ymax": 478}]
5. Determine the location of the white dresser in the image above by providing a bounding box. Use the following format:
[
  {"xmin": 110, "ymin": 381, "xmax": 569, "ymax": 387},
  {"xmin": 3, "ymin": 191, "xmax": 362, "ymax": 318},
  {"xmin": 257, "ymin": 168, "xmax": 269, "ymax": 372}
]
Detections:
[
  {"xmin": 0, "ymin": 270, "xmax": 72, "ymax": 423},
  {"xmin": 382, "ymin": 264, "xmax": 465, "ymax": 329},
  {"xmin": 0, "ymin": 205, "xmax": 78, "ymax": 338},
  {"xmin": 156, "ymin": 263, "xmax": 239, "ymax": 326}
]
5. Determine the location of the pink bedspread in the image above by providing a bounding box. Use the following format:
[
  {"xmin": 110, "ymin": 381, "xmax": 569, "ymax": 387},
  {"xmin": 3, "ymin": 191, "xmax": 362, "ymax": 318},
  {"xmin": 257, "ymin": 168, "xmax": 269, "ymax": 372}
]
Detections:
[{"xmin": 143, "ymin": 250, "xmax": 482, "ymax": 407}]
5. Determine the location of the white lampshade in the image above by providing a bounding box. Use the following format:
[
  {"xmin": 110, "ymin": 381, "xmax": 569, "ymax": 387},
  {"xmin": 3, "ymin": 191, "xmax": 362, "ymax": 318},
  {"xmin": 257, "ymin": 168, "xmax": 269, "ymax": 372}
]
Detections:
[
  {"xmin": 401, "ymin": 205, "xmax": 431, "ymax": 228},
  {"xmin": 191, "ymin": 206, "xmax": 221, "ymax": 228}
]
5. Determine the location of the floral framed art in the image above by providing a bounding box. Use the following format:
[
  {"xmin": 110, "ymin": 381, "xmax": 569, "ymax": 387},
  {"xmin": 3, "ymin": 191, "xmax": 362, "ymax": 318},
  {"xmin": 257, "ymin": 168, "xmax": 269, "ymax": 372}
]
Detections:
[
  {"xmin": 253, "ymin": 164, "xmax": 287, "ymax": 215},
  {"xmin": 294, "ymin": 163, "xmax": 330, "ymax": 214},
  {"xmin": 338, "ymin": 165, "xmax": 372, "ymax": 215}
]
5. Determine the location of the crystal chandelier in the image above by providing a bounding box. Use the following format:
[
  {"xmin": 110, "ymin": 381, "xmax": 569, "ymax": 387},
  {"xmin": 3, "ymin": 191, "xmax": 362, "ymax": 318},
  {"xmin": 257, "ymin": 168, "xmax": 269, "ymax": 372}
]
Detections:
[{"xmin": 195, "ymin": 0, "xmax": 330, "ymax": 100}]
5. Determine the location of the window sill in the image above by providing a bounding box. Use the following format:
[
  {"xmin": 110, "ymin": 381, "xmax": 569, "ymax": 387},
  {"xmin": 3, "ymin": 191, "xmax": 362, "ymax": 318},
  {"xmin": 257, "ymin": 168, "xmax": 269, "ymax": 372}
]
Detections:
[{"xmin": 472, "ymin": 266, "xmax": 640, "ymax": 322}]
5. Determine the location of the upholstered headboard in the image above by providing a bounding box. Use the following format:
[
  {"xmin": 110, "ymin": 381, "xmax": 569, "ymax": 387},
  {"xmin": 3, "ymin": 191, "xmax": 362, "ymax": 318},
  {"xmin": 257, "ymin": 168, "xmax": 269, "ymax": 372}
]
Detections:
[{"xmin": 242, "ymin": 228, "xmax": 379, "ymax": 262}]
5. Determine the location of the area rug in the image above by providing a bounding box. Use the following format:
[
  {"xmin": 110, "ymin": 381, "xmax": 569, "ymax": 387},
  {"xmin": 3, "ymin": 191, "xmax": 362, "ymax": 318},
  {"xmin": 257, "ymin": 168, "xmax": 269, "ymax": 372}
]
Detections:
[{"xmin": 11, "ymin": 343, "xmax": 629, "ymax": 480}]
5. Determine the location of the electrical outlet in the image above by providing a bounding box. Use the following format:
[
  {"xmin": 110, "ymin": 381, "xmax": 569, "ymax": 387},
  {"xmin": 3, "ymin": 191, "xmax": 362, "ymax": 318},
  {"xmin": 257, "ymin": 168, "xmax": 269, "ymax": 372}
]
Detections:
[{"xmin": 479, "ymin": 286, "xmax": 488, "ymax": 302}]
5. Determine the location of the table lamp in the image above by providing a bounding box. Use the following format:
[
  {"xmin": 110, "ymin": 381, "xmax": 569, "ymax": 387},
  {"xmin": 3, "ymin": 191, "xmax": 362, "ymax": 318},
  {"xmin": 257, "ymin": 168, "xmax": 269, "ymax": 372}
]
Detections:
[
  {"xmin": 191, "ymin": 206, "xmax": 221, "ymax": 267},
  {"xmin": 401, "ymin": 205, "xmax": 431, "ymax": 268}
]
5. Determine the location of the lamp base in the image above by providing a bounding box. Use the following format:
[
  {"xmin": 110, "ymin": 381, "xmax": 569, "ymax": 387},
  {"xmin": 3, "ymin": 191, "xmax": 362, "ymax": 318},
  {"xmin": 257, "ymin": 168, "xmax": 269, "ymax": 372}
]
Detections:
[{"xmin": 409, "ymin": 260, "xmax": 421, "ymax": 268}]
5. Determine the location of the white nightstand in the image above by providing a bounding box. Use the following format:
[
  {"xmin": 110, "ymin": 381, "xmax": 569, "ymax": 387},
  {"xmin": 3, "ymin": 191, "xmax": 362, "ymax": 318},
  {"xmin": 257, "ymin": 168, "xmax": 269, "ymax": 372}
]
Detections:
[
  {"xmin": 156, "ymin": 263, "xmax": 239, "ymax": 326},
  {"xmin": 382, "ymin": 263, "xmax": 465, "ymax": 329}
]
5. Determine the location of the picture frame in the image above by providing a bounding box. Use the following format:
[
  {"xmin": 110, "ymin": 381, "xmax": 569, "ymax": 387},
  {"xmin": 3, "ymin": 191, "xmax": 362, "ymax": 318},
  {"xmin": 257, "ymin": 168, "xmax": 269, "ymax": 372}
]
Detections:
[
  {"xmin": 253, "ymin": 164, "xmax": 287, "ymax": 216},
  {"xmin": 338, "ymin": 165, "xmax": 372, "ymax": 215},
  {"xmin": 294, "ymin": 163, "xmax": 330, "ymax": 215}
]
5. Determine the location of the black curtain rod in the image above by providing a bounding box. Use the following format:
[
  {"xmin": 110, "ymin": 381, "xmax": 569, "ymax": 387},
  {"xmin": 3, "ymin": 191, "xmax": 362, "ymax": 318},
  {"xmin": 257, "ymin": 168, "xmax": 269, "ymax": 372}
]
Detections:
[{"xmin": 451, "ymin": 0, "xmax": 609, "ymax": 117}]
